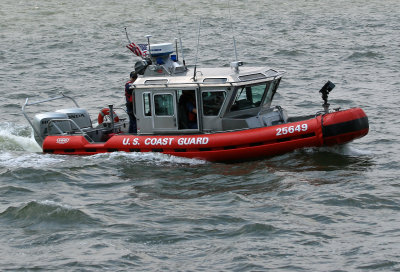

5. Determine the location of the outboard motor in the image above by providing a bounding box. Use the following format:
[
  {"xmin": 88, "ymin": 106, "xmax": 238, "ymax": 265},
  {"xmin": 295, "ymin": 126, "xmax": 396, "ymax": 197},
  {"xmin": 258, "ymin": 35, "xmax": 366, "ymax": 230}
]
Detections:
[
  {"xmin": 32, "ymin": 112, "xmax": 72, "ymax": 144},
  {"xmin": 56, "ymin": 108, "xmax": 92, "ymax": 130},
  {"xmin": 22, "ymin": 93, "xmax": 93, "ymax": 146}
]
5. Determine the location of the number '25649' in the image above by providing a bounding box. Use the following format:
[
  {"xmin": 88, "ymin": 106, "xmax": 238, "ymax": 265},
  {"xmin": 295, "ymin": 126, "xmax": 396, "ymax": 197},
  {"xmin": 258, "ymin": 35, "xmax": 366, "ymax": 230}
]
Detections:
[{"xmin": 276, "ymin": 124, "xmax": 308, "ymax": 136}]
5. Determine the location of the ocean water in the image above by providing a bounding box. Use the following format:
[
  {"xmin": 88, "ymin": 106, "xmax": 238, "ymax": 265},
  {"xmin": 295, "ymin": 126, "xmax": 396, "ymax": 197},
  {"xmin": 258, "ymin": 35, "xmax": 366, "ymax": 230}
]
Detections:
[{"xmin": 1, "ymin": 0, "xmax": 400, "ymax": 271}]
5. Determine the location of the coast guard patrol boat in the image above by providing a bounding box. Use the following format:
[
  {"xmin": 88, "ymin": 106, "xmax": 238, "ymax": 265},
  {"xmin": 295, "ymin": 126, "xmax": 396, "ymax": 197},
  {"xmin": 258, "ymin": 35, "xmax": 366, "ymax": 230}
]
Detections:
[{"xmin": 22, "ymin": 39, "xmax": 369, "ymax": 162}]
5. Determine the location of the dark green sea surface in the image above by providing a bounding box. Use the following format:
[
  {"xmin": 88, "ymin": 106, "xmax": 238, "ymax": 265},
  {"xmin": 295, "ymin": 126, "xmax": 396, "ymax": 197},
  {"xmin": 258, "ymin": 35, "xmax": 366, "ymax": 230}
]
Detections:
[{"xmin": 1, "ymin": 0, "xmax": 400, "ymax": 271}]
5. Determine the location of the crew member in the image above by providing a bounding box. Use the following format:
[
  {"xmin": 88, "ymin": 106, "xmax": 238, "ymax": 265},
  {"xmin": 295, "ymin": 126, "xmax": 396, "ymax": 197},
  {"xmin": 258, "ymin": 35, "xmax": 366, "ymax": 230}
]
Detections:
[
  {"xmin": 179, "ymin": 90, "xmax": 197, "ymax": 129},
  {"xmin": 125, "ymin": 71, "xmax": 138, "ymax": 133}
]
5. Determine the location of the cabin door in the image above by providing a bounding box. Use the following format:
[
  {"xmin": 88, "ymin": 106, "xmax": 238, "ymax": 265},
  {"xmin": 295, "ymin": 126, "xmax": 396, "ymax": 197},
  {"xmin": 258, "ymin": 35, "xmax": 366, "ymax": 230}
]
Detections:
[{"xmin": 152, "ymin": 91, "xmax": 178, "ymax": 131}]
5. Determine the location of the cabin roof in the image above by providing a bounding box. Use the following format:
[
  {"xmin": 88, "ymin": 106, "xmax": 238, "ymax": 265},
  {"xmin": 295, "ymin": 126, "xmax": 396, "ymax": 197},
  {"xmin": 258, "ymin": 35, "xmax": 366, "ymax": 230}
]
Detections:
[{"xmin": 131, "ymin": 66, "xmax": 285, "ymax": 89}]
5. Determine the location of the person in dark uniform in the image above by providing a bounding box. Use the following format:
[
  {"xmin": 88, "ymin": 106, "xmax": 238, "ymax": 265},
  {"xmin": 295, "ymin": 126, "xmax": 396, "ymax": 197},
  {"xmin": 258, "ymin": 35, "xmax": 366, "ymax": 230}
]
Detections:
[
  {"xmin": 125, "ymin": 71, "xmax": 138, "ymax": 133},
  {"xmin": 178, "ymin": 90, "xmax": 197, "ymax": 129}
]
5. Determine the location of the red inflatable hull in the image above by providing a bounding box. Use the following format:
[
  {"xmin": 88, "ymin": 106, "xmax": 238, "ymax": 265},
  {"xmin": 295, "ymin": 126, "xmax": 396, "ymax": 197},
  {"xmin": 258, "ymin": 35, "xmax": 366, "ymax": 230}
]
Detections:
[{"xmin": 42, "ymin": 108, "xmax": 369, "ymax": 162}]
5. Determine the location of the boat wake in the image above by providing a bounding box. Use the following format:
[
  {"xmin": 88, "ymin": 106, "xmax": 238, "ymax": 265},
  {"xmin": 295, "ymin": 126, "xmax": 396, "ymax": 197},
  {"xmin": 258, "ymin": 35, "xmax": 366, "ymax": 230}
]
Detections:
[
  {"xmin": 0, "ymin": 122, "xmax": 41, "ymax": 152},
  {"xmin": 0, "ymin": 122, "xmax": 62, "ymax": 169},
  {"xmin": 89, "ymin": 151, "xmax": 208, "ymax": 166},
  {"xmin": 0, "ymin": 122, "xmax": 207, "ymax": 167},
  {"xmin": 318, "ymin": 144, "xmax": 372, "ymax": 156},
  {"xmin": 0, "ymin": 152, "xmax": 65, "ymax": 169}
]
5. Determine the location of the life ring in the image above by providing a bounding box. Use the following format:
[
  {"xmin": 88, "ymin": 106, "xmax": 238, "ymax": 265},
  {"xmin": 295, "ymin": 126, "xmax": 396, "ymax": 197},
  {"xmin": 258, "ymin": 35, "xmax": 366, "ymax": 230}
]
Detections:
[{"xmin": 98, "ymin": 108, "xmax": 120, "ymax": 124}]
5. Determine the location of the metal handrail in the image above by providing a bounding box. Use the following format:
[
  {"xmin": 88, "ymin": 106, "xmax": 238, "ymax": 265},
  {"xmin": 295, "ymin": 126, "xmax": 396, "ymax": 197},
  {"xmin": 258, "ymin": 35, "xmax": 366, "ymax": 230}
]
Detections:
[
  {"xmin": 47, "ymin": 119, "xmax": 94, "ymax": 143},
  {"xmin": 23, "ymin": 92, "xmax": 80, "ymax": 108},
  {"xmin": 22, "ymin": 92, "xmax": 81, "ymax": 141}
]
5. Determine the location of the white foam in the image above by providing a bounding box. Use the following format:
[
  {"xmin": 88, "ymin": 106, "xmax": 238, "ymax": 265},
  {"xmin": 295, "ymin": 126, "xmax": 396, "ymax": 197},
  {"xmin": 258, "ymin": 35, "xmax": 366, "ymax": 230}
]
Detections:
[
  {"xmin": 0, "ymin": 123, "xmax": 207, "ymax": 166},
  {"xmin": 0, "ymin": 122, "xmax": 41, "ymax": 152},
  {"xmin": 88, "ymin": 151, "xmax": 207, "ymax": 166},
  {"xmin": 320, "ymin": 144, "xmax": 372, "ymax": 156},
  {"xmin": 38, "ymin": 199, "xmax": 73, "ymax": 210},
  {"xmin": 0, "ymin": 152, "xmax": 65, "ymax": 169}
]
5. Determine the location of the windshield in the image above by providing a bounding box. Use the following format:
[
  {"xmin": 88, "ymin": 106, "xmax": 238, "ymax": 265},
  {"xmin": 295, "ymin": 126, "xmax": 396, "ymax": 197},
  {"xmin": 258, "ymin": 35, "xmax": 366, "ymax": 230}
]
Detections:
[
  {"xmin": 230, "ymin": 82, "xmax": 269, "ymax": 111},
  {"xmin": 229, "ymin": 80, "xmax": 280, "ymax": 112}
]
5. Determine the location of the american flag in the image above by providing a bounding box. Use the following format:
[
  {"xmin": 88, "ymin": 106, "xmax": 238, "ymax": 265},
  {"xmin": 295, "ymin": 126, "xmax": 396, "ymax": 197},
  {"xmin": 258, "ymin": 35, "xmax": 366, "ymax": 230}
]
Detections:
[{"xmin": 126, "ymin": 42, "xmax": 148, "ymax": 57}]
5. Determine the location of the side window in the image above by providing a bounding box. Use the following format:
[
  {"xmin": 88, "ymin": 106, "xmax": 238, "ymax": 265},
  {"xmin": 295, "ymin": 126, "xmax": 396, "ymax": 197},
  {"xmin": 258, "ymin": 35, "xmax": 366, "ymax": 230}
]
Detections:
[
  {"xmin": 262, "ymin": 79, "xmax": 280, "ymax": 108},
  {"xmin": 262, "ymin": 81, "xmax": 274, "ymax": 107},
  {"xmin": 251, "ymin": 85, "xmax": 265, "ymax": 106},
  {"xmin": 154, "ymin": 94, "xmax": 174, "ymax": 116},
  {"xmin": 202, "ymin": 91, "xmax": 226, "ymax": 116},
  {"xmin": 143, "ymin": 93, "xmax": 152, "ymax": 116}
]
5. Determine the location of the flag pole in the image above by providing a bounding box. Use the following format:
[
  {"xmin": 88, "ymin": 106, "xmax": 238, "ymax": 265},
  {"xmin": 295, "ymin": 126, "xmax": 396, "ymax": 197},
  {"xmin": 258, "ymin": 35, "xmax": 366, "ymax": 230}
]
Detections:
[{"xmin": 124, "ymin": 27, "xmax": 131, "ymax": 44}]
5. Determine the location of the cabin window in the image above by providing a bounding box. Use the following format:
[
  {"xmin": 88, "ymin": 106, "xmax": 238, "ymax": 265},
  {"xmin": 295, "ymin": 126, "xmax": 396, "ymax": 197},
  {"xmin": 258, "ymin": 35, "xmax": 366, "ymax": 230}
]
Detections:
[
  {"xmin": 202, "ymin": 91, "xmax": 226, "ymax": 116},
  {"xmin": 230, "ymin": 84, "xmax": 266, "ymax": 111},
  {"xmin": 154, "ymin": 94, "xmax": 174, "ymax": 116},
  {"xmin": 143, "ymin": 93, "xmax": 152, "ymax": 116}
]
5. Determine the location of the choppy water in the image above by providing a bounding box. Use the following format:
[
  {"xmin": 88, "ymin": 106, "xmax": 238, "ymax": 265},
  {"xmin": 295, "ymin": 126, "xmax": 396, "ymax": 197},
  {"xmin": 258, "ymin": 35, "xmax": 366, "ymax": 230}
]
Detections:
[{"xmin": 1, "ymin": 0, "xmax": 400, "ymax": 270}]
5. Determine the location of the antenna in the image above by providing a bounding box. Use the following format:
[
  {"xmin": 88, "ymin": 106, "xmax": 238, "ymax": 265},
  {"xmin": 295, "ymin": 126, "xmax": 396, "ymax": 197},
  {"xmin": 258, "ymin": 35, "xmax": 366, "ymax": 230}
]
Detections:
[
  {"xmin": 174, "ymin": 38, "xmax": 179, "ymax": 61},
  {"xmin": 228, "ymin": 0, "xmax": 242, "ymax": 72},
  {"xmin": 146, "ymin": 35, "xmax": 152, "ymax": 58},
  {"xmin": 228, "ymin": 0, "xmax": 238, "ymax": 62},
  {"xmin": 193, "ymin": 18, "xmax": 202, "ymax": 81},
  {"xmin": 173, "ymin": 3, "xmax": 186, "ymax": 67}
]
